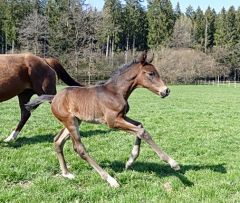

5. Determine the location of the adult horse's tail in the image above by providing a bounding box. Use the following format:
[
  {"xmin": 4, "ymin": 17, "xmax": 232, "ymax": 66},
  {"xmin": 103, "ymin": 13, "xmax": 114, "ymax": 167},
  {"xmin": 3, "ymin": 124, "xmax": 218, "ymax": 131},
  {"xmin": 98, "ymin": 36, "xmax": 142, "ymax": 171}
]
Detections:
[
  {"xmin": 25, "ymin": 95, "xmax": 55, "ymax": 112},
  {"xmin": 44, "ymin": 58, "xmax": 83, "ymax": 87}
]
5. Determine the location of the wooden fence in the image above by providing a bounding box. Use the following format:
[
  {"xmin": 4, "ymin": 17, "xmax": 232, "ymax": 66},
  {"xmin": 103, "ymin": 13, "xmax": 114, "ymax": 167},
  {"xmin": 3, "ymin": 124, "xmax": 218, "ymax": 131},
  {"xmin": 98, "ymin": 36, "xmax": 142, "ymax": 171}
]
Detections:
[{"xmin": 196, "ymin": 80, "xmax": 240, "ymax": 87}]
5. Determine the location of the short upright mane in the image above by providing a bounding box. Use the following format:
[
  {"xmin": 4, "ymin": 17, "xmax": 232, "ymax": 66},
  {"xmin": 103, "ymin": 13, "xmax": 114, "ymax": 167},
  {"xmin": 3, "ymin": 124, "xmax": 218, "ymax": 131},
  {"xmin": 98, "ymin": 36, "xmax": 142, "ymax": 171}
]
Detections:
[{"xmin": 110, "ymin": 60, "xmax": 139, "ymax": 79}]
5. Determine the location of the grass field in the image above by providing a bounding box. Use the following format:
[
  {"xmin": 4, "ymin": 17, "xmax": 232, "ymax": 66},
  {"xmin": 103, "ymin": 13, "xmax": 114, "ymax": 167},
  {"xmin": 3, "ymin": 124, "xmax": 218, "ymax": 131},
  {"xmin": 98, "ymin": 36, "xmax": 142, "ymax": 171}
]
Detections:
[{"xmin": 1, "ymin": 85, "xmax": 240, "ymax": 202}]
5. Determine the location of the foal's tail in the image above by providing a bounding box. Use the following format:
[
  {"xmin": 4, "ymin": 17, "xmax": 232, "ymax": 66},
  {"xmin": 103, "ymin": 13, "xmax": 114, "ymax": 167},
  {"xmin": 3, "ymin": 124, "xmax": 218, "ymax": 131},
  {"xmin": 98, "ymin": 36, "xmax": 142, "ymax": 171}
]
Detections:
[
  {"xmin": 25, "ymin": 95, "xmax": 55, "ymax": 112},
  {"xmin": 43, "ymin": 58, "xmax": 83, "ymax": 87}
]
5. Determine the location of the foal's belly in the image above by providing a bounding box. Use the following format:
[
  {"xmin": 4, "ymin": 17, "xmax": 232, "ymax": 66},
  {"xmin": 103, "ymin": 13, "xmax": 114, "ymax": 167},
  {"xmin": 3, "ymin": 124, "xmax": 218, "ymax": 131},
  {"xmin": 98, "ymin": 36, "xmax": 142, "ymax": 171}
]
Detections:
[
  {"xmin": 75, "ymin": 109, "xmax": 106, "ymax": 124},
  {"xmin": 85, "ymin": 117, "xmax": 106, "ymax": 124}
]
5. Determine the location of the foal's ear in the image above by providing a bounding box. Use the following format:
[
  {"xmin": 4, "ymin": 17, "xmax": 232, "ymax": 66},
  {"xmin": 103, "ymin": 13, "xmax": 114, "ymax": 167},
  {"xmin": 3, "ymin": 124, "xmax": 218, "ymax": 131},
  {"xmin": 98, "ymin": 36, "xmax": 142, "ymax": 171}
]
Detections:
[
  {"xmin": 138, "ymin": 51, "xmax": 147, "ymax": 64},
  {"xmin": 147, "ymin": 53, "xmax": 154, "ymax": 63}
]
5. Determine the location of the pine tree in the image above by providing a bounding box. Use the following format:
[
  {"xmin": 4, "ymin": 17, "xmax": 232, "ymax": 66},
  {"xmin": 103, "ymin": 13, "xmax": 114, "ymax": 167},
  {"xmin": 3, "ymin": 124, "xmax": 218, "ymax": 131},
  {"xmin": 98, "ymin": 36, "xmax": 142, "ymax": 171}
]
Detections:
[
  {"xmin": 214, "ymin": 7, "xmax": 228, "ymax": 47},
  {"xmin": 1, "ymin": 0, "xmax": 33, "ymax": 53},
  {"xmin": 225, "ymin": 6, "xmax": 238, "ymax": 48},
  {"xmin": 123, "ymin": 0, "xmax": 147, "ymax": 58},
  {"xmin": 45, "ymin": 0, "xmax": 66, "ymax": 56},
  {"xmin": 174, "ymin": 2, "xmax": 181, "ymax": 20},
  {"xmin": 3, "ymin": 1, "xmax": 20, "ymax": 53},
  {"xmin": 147, "ymin": 0, "xmax": 175, "ymax": 48},
  {"xmin": 46, "ymin": 0, "xmax": 84, "ymax": 58},
  {"xmin": 185, "ymin": 5, "xmax": 194, "ymax": 20},
  {"xmin": 204, "ymin": 7, "xmax": 216, "ymax": 51},
  {"xmin": 192, "ymin": 6, "xmax": 205, "ymax": 49},
  {"xmin": 0, "ymin": 1, "xmax": 6, "ymax": 53},
  {"xmin": 101, "ymin": 0, "xmax": 122, "ymax": 58},
  {"xmin": 185, "ymin": 5, "xmax": 195, "ymax": 47},
  {"xmin": 236, "ymin": 7, "xmax": 240, "ymax": 40}
]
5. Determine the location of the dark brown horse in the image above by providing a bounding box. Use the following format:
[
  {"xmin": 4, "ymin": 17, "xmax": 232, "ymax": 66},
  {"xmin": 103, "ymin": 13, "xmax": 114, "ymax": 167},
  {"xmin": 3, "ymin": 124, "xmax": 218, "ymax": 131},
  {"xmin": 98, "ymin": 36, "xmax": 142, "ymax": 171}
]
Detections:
[
  {"xmin": 26, "ymin": 52, "xmax": 180, "ymax": 187},
  {"xmin": 0, "ymin": 53, "xmax": 82, "ymax": 142}
]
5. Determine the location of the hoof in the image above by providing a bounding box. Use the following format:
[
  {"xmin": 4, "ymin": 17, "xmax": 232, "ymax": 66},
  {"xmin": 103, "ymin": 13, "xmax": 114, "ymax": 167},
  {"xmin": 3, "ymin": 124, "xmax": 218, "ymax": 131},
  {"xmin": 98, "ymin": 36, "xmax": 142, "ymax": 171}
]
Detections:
[
  {"xmin": 107, "ymin": 175, "xmax": 120, "ymax": 188},
  {"xmin": 125, "ymin": 161, "xmax": 132, "ymax": 170},
  {"xmin": 62, "ymin": 173, "xmax": 75, "ymax": 179},
  {"xmin": 4, "ymin": 136, "xmax": 16, "ymax": 142},
  {"xmin": 169, "ymin": 160, "xmax": 180, "ymax": 171},
  {"xmin": 4, "ymin": 131, "xmax": 19, "ymax": 142},
  {"xmin": 110, "ymin": 181, "xmax": 120, "ymax": 188},
  {"xmin": 172, "ymin": 164, "xmax": 181, "ymax": 171}
]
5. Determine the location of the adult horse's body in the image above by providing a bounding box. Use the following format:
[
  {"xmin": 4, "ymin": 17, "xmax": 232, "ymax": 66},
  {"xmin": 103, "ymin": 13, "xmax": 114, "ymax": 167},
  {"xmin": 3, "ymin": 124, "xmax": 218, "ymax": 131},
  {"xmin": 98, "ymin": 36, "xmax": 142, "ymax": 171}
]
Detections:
[
  {"xmin": 0, "ymin": 53, "xmax": 82, "ymax": 142},
  {"xmin": 26, "ymin": 52, "xmax": 180, "ymax": 187}
]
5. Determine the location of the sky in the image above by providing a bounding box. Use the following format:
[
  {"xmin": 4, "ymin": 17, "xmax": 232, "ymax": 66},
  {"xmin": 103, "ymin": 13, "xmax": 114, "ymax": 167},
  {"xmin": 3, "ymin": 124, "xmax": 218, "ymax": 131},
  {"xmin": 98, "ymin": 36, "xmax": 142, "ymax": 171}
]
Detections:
[{"xmin": 85, "ymin": 0, "xmax": 240, "ymax": 13}]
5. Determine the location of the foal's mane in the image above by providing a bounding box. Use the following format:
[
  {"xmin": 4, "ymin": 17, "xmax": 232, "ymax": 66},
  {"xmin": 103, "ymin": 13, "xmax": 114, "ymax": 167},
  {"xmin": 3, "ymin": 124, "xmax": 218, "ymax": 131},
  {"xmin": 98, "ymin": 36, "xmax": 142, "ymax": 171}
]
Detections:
[
  {"xmin": 98, "ymin": 59, "xmax": 141, "ymax": 85},
  {"xmin": 110, "ymin": 60, "xmax": 140, "ymax": 79}
]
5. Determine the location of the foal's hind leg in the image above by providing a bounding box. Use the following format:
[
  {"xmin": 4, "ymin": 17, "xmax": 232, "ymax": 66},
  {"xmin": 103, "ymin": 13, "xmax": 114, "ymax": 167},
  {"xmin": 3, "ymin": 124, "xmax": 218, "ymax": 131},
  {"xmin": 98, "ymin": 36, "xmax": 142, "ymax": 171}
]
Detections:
[
  {"xmin": 113, "ymin": 116, "xmax": 180, "ymax": 171},
  {"xmin": 125, "ymin": 117, "xmax": 142, "ymax": 169},
  {"xmin": 54, "ymin": 128, "xmax": 73, "ymax": 179},
  {"xmin": 63, "ymin": 117, "xmax": 119, "ymax": 188},
  {"xmin": 4, "ymin": 90, "xmax": 34, "ymax": 142},
  {"xmin": 125, "ymin": 137, "xmax": 141, "ymax": 169}
]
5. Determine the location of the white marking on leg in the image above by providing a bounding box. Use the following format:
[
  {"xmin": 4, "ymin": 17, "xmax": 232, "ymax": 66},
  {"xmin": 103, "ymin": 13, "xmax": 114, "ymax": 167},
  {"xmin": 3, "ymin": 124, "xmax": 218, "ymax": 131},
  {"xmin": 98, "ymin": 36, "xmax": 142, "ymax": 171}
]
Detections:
[
  {"xmin": 125, "ymin": 145, "xmax": 139, "ymax": 169},
  {"xmin": 169, "ymin": 159, "xmax": 180, "ymax": 171},
  {"xmin": 131, "ymin": 145, "xmax": 139, "ymax": 157},
  {"xmin": 4, "ymin": 131, "xmax": 19, "ymax": 142},
  {"xmin": 107, "ymin": 175, "xmax": 120, "ymax": 188},
  {"xmin": 62, "ymin": 173, "xmax": 75, "ymax": 179},
  {"xmin": 125, "ymin": 159, "xmax": 134, "ymax": 169}
]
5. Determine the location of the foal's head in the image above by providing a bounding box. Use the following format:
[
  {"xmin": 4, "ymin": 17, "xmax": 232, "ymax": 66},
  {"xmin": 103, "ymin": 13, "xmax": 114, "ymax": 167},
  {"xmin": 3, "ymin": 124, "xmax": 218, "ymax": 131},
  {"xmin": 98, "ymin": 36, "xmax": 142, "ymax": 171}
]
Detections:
[{"xmin": 136, "ymin": 52, "xmax": 170, "ymax": 98}]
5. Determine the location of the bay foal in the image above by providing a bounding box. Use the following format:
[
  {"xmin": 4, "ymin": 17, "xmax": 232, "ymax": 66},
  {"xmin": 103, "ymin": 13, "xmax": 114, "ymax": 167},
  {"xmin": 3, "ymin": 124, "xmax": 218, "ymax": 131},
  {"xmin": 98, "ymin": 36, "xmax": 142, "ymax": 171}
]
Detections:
[
  {"xmin": 26, "ymin": 52, "xmax": 180, "ymax": 187},
  {"xmin": 0, "ymin": 53, "xmax": 81, "ymax": 142}
]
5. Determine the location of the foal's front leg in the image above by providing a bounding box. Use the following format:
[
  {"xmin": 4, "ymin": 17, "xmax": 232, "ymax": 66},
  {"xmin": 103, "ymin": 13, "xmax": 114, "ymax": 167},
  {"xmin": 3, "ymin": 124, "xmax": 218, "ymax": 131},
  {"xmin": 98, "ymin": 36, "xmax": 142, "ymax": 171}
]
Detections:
[
  {"xmin": 114, "ymin": 117, "xmax": 180, "ymax": 171},
  {"xmin": 64, "ymin": 117, "xmax": 120, "ymax": 188}
]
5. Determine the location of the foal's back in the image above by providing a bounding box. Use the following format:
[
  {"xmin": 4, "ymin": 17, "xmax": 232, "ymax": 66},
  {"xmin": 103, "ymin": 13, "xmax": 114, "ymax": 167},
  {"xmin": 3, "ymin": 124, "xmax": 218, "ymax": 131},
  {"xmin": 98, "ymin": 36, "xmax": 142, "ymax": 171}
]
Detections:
[
  {"xmin": 51, "ymin": 86, "xmax": 108, "ymax": 124},
  {"xmin": 51, "ymin": 82, "xmax": 128, "ymax": 128}
]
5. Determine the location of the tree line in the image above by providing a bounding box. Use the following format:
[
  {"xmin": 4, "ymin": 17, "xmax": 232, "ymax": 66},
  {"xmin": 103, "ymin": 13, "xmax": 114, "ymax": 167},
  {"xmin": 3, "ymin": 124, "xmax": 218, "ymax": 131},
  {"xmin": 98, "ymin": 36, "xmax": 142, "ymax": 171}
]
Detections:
[{"xmin": 0, "ymin": 0, "xmax": 240, "ymax": 83}]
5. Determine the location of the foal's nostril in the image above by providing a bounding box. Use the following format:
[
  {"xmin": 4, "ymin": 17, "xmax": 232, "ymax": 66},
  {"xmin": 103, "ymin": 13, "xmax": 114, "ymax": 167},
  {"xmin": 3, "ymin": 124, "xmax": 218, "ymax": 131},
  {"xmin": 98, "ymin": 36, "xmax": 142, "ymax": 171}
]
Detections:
[
  {"xmin": 160, "ymin": 88, "xmax": 170, "ymax": 98},
  {"xmin": 166, "ymin": 88, "xmax": 170, "ymax": 95}
]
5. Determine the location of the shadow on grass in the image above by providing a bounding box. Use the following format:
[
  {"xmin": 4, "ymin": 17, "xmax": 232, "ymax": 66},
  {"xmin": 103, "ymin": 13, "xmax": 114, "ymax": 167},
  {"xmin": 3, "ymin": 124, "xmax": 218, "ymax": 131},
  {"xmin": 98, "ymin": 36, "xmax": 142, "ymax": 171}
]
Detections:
[
  {"xmin": 0, "ymin": 129, "xmax": 112, "ymax": 148},
  {"xmin": 80, "ymin": 129, "xmax": 113, "ymax": 137},
  {"xmin": 104, "ymin": 161, "xmax": 227, "ymax": 187},
  {"xmin": 0, "ymin": 134, "xmax": 55, "ymax": 148}
]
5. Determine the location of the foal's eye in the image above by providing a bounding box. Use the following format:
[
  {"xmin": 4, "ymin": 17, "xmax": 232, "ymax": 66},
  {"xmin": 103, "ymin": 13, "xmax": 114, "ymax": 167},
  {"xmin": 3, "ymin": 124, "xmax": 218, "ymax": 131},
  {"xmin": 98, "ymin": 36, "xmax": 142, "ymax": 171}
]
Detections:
[{"xmin": 148, "ymin": 72, "xmax": 155, "ymax": 77}]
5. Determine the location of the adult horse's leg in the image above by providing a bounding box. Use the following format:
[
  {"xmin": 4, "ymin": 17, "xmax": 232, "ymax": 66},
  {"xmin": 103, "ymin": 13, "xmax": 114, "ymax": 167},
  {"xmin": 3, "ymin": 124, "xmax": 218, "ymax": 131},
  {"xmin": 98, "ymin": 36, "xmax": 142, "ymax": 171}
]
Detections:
[
  {"xmin": 62, "ymin": 117, "xmax": 119, "ymax": 188},
  {"xmin": 4, "ymin": 76, "xmax": 56, "ymax": 142},
  {"xmin": 113, "ymin": 116, "xmax": 180, "ymax": 171},
  {"xmin": 4, "ymin": 90, "xmax": 34, "ymax": 142}
]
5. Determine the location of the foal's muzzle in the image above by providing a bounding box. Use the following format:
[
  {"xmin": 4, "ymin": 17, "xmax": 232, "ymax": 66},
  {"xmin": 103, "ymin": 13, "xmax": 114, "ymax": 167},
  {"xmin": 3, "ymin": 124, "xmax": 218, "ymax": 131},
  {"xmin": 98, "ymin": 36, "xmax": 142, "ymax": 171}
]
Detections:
[{"xmin": 160, "ymin": 88, "xmax": 170, "ymax": 98}]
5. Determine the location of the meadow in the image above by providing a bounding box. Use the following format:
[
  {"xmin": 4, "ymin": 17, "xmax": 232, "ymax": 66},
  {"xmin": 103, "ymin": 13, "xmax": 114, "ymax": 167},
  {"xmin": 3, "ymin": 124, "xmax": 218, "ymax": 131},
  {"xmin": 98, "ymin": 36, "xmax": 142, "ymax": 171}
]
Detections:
[{"xmin": 0, "ymin": 85, "xmax": 240, "ymax": 203}]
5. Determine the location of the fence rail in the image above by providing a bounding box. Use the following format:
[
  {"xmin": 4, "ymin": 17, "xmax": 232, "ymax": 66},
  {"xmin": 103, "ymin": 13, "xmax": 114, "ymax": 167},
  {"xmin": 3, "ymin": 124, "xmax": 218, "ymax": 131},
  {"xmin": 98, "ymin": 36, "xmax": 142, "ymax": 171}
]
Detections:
[{"xmin": 196, "ymin": 80, "xmax": 240, "ymax": 87}]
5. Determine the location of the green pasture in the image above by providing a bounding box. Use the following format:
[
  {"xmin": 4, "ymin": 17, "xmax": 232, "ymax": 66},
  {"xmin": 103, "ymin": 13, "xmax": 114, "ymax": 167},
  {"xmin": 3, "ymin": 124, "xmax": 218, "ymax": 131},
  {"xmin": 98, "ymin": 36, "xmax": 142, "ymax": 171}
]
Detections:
[{"xmin": 0, "ymin": 85, "xmax": 240, "ymax": 202}]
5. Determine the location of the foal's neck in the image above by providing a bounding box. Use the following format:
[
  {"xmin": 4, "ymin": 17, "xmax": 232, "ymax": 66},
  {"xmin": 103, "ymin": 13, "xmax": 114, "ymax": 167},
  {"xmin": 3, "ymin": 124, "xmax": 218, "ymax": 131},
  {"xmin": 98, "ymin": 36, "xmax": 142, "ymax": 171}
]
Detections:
[{"xmin": 108, "ymin": 63, "xmax": 140, "ymax": 100}]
